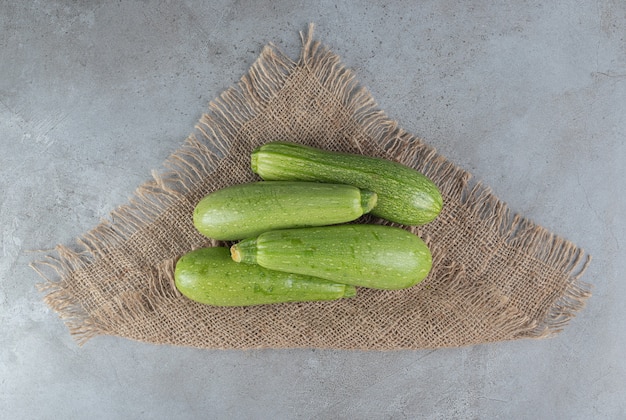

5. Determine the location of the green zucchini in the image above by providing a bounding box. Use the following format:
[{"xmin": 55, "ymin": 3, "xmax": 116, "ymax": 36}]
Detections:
[
  {"xmin": 231, "ymin": 224, "xmax": 432, "ymax": 290},
  {"xmin": 193, "ymin": 181, "xmax": 377, "ymax": 241},
  {"xmin": 175, "ymin": 247, "xmax": 356, "ymax": 306},
  {"xmin": 250, "ymin": 142, "xmax": 443, "ymax": 226}
]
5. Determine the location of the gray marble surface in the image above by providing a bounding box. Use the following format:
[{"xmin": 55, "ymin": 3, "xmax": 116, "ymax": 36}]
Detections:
[{"xmin": 2, "ymin": 2, "xmax": 624, "ymax": 419}]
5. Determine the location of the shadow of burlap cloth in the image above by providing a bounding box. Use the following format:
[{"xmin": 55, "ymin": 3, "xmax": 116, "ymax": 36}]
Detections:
[{"xmin": 33, "ymin": 25, "xmax": 592, "ymax": 350}]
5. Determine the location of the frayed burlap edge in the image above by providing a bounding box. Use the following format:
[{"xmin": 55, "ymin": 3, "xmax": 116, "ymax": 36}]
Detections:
[{"xmin": 32, "ymin": 24, "xmax": 592, "ymax": 348}]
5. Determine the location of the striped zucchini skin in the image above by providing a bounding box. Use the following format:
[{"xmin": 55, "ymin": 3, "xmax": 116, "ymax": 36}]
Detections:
[
  {"xmin": 250, "ymin": 142, "xmax": 443, "ymax": 226},
  {"xmin": 175, "ymin": 247, "xmax": 356, "ymax": 306},
  {"xmin": 231, "ymin": 224, "xmax": 432, "ymax": 290},
  {"xmin": 193, "ymin": 181, "xmax": 377, "ymax": 241}
]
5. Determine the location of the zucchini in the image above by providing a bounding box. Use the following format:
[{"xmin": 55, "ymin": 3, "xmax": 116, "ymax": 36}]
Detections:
[
  {"xmin": 174, "ymin": 247, "xmax": 357, "ymax": 306},
  {"xmin": 250, "ymin": 142, "xmax": 443, "ymax": 226},
  {"xmin": 193, "ymin": 181, "xmax": 377, "ymax": 241},
  {"xmin": 231, "ymin": 224, "xmax": 432, "ymax": 290}
]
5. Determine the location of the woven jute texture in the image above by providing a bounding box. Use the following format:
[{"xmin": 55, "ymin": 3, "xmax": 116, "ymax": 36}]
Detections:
[{"xmin": 34, "ymin": 26, "xmax": 592, "ymax": 350}]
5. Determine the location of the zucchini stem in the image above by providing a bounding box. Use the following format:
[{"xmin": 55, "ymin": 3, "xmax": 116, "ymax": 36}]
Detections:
[
  {"xmin": 343, "ymin": 285, "xmax": 357, "ymax": 298},
  {"xmin": 360, "ymin": 190, "xmax": 378, "ymax": 214},
  {"xmin": 250, "ymin": 149, "xmax": 259, "ymax": 174},
  {"xmin": 230, "ymin": 239, "xmax": 258, "ymax": 264}
]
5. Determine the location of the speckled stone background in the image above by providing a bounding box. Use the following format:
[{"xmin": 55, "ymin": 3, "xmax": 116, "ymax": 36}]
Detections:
[{"xmin": 2, "ymin": 2, "xmax": 624, "ymax": 418}]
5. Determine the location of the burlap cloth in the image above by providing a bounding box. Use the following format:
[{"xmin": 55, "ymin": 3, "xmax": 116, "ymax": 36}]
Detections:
[{"xmin": 34, "ymin": 25, "xmax": 592, "ymax": 350}]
